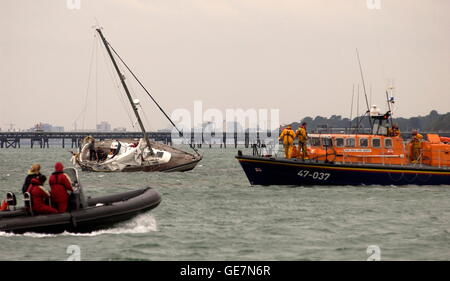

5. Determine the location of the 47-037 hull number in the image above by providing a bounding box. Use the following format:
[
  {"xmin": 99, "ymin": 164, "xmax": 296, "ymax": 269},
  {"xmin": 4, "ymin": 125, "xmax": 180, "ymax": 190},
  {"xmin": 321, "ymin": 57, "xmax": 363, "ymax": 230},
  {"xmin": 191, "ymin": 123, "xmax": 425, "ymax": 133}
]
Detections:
[{"xmin": 297, "ymin": 170, "xmax": 331, "ymax": 181}]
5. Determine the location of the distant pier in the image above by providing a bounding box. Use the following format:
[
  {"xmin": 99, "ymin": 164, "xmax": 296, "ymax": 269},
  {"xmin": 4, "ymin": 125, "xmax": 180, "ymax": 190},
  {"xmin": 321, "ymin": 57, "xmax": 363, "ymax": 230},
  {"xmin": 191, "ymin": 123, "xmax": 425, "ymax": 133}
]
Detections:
[
  {"xmin": 0, "ymin": 131, "xmax": 171, "ymax": 149},
  {"xmin": 1, "ymin": 130, "xmax": 448, "ymax": 149},
  {"xmin": 0, "ymin": 130, "xmax": 273, "ymax": 149}
]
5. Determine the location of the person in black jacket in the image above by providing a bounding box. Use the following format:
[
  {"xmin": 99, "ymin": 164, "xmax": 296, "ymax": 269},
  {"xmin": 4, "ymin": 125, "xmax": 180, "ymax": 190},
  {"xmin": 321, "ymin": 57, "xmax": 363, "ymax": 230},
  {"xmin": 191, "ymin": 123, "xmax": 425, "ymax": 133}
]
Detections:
[{"xmin": 22, "ymin": 164, "xmax": 47, "ymax": 194}]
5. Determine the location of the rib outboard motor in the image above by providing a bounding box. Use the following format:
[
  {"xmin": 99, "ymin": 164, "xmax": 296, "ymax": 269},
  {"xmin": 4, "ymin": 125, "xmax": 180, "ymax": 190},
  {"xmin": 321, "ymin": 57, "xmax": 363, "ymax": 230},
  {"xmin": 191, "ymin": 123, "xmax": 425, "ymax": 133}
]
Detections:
[
  {"xmin": 6, "ymin": 192, "xmax": 17, "ymax": 211},
  {"xmin": 69, "ymin": 185, "xmax": 87, "ymax": 211},
  {"xmin": 64, "ymin": 168, "xmax": 87, "ymax": 211},
  {"xmin": 23, "ymin": 192, "xmax": 33, "ymax": 216}
]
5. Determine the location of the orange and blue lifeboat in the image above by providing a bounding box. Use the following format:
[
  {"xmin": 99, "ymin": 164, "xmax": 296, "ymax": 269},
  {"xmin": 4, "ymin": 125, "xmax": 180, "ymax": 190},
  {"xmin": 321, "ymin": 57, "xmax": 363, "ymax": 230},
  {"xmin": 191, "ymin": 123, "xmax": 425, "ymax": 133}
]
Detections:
[{"xmin": 236, "ymin": 133, "xmax": 450, "ymax": 186}]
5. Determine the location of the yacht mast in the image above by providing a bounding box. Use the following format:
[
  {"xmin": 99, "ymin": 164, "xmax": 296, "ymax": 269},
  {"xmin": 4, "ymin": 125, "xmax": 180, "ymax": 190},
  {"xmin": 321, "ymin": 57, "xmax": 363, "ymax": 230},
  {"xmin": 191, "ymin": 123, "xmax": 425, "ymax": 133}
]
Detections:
[
  {"xmin": 96, "ymin": 28, "xmax": 154, "ymax": 155},
  {"xmin": 356, "ymin": 48, "xmax": 373, "ymax": 129}
]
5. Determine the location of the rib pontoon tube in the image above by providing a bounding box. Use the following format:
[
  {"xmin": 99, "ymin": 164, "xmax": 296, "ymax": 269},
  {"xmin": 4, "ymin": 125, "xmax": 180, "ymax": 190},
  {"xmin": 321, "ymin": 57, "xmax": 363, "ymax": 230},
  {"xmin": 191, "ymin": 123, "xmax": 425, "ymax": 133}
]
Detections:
[
  {"xmin": 0, "ymin": 187, "xmax": 161, "ymax": 234},
  {"xmin": 0, "ymin": 168, "xmax": 161, "ymax": 234}
]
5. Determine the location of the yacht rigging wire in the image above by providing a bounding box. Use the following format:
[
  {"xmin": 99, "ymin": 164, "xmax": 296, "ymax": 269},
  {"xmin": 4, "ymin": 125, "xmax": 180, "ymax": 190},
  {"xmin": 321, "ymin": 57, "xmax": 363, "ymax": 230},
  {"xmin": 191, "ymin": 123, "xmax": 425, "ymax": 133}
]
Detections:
[
  {"xmin": 107, "ymin": 42, "xmax": 200, "ymax": 155},
  {"xmin": 73, "ymin": 34, "xmax": 96, "ymax": 130},
  {"xmin": 97, "ymin": 35, "xmax": 136, "ymax": 129}
]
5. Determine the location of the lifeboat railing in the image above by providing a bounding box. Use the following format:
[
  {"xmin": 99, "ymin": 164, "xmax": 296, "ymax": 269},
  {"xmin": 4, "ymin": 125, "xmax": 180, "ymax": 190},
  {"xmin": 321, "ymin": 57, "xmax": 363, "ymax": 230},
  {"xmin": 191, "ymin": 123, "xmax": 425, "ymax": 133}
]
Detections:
[
  {"xmin": 401, "ymin": 147, "xmax": 450, "ymax": 169},
  {"xmin": 304, "ymin": 141, "xmax": 450, "ymax": 168},
  {"xmin": 252, "ymin": 141, "xmax": 282, "ymax": 158}
]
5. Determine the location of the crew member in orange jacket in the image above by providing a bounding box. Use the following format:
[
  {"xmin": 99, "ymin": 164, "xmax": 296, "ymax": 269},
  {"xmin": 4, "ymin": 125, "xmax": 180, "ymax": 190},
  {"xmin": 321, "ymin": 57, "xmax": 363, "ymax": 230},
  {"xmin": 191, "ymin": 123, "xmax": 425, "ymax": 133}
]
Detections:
[
  {"xmin": 295, "ymin": 122, "xmax": 309, "ymax": 159},
  {"xmin": 290, "ymin": 144, "xmax": 298, "ymax": 159},
  {"xmin": 388, "ymin": 124, "xmax": 401, "ymax": 137},
  {"xmin": 410, "ymin": 130, "xmax": 423, "ymax": 163},
  {"xmin": 279, "ymin": 125, "xmax": 295, "ymax": 159},
  {"xmin": 49, "ymin": 162, "xmax": 73, "ymax": 213},
  {"xmin": 27, "ymin": 178, "xmax": 58, "ymax": 214},
  {"xmin": 392, "ymin": 124, "xmax": 401, "ymax": 137}
]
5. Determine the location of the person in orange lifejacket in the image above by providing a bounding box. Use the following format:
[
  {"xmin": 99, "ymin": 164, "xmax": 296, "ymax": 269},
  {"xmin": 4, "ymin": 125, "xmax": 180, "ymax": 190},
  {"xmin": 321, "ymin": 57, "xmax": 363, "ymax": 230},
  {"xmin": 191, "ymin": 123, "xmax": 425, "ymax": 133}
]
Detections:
[
  {"xmin": 388, "ymin": 124, "xmax": 401, "ymax": 137},
  {"xmin": 49, "ymin": 162, "xmax": 73, "ymax": 213},
  {"xmin": 392, "ymin": 124, "xmax": 401, "ymax": 137},
  {"xmin": 27, "ymin": 178, "xmax": 58, "ymax": 214},
  {"xmin": 410, "ymin": 130, "xmax": 423, "ymax": 163},
  {"xmin": 279, "ymin": 125, "xmax": 295, "ymax": 159},
  {"xmin": 295, "ymin": 122, "xmax": 309, "ymax": 159},
  {"xmin": 290, "ymin": 144, "xmax": 298, "ymax": 158}
]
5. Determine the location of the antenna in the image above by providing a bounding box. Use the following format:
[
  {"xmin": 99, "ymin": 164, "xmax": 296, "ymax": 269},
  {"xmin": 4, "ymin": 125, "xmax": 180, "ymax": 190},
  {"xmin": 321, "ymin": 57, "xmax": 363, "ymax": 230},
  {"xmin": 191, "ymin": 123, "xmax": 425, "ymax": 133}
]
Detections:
[
  {"xmin": 349, "ymin": 84, "xmax": 354, "ymax": 132},
  {"xmin": 386, "ymin": 82, "xmax": 395, "ymax": 127},
  {"xmin": 356, "ymin": 48, "xmax": 372, "ymax": 128},
  {"xmin": 356, "ymin": 84, "xmax": 360, "ymax": 134}
]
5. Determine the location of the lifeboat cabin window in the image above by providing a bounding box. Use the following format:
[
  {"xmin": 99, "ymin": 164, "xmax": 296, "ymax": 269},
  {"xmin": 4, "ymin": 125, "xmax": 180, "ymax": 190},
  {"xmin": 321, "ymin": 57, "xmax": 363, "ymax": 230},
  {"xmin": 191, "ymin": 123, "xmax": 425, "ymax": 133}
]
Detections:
[
  {"xmin": 310, "ymin": 137, "xmax": 321, "ymax": 147},
  {"xmin": 345, "ymin": 138, "xmax": 355, "ymax": 147},
  {"xmin": 359, "ymin": 138, "xmax": 369, "ymax": 147},
  {"xmin": 372, "ymin": 138, "xmax": 381, "ymax": 148},
  {"xmin": 321, "ymin": 137, "xmax": 332, "ymax": 147},
  {"xmin": 335, "ymin": 138, "xmax": 344, "ymax": 147},
  {"xmin": 385, "ymin": 138, "xmax": 393, "ymax": 148}
]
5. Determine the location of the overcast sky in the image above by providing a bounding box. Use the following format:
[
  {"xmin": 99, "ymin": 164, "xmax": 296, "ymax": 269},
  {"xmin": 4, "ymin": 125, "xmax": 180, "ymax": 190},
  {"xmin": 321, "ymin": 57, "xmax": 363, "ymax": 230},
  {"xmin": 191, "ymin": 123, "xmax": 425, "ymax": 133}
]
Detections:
[{"xmin": 1, "ymin": 0, "xmax": 449, "ymax": 131}]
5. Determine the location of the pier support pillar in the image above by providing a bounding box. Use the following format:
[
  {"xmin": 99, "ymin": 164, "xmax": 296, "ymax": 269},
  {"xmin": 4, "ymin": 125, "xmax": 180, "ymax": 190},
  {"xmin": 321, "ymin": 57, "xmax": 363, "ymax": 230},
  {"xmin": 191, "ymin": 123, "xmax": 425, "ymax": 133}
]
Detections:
[
  {"xmin": 223, "ymin": 132, "xmax": 226, "ymax": 148},
  {"xmin": 43, "ymin": 138, "xmax": 49, "ymax": 148},
  {"xmin": 245, "ymin": 132, "xmax": 249, "ymax": 148},
  {"xmin": 5, "ymin": 139, "xmax": 18, "ymax": 148}
]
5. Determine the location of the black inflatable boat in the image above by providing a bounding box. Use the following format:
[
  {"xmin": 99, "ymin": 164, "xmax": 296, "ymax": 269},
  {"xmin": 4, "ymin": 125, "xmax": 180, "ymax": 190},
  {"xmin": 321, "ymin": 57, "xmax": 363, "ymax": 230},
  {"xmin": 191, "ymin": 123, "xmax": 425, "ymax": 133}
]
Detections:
[{"xmin": 0, "ymin": 168, "xmax": 161, "ymax": 234}]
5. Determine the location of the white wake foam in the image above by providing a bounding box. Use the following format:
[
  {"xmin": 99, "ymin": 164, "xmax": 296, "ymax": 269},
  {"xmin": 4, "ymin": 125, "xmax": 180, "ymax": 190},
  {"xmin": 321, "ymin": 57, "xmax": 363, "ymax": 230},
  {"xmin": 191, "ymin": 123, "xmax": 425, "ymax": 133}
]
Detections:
[
  {"xmin": 62, "ymin": 213, "xmax": 158, "ymax": 237},
  {"xmin": 0, "ymin": 213, "xmax": 157, "ymax": 238}
]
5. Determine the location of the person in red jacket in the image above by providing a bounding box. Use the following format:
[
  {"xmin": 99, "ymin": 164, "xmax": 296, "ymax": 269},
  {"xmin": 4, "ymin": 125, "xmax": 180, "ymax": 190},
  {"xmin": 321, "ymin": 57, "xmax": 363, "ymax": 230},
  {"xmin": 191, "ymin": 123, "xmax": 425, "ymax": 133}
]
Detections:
[
  {"xmin": 0, "ymin": 199, "xmax": 8, "ymax": 211},
  {"xmin": 27, "ymin": 178, "xmax": 58, "ymax": 214},
  {"xmin": 49, "ymin": 162, "xmax": 73, "ymax": 213}
]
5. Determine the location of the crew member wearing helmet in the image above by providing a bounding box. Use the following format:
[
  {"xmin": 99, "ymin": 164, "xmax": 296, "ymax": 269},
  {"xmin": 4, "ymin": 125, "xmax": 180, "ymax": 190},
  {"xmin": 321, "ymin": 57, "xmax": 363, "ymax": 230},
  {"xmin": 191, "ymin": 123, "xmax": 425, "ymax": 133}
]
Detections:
[
  {"xmin": 295, "ymin": 122, "xmax": 309, "ymax": 160},
  {"xmin": 410, "ymin": 130, "xmax": 423, "ymax": 163},
  {"xmin": 279, "ymin": 125, "xmax": 295, "ymax": 159},
  {"xmin": 108, "ymin": 141, "xmax": 120, "ymax": 159}
]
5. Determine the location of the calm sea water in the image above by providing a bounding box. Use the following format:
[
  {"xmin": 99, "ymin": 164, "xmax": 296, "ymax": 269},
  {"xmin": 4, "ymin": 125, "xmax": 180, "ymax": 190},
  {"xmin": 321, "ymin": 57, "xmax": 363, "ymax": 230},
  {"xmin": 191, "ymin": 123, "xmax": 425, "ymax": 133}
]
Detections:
[{"xmin": 0, "ymin": 147, "xmax": 449, "ymax": 261}]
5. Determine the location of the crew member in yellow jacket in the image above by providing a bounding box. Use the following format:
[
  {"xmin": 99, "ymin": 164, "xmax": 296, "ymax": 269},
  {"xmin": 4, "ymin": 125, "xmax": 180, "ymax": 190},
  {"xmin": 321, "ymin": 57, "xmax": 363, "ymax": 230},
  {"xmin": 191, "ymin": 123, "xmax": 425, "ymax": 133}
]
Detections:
[
  {"xmin": 387, "ymin": 124, "xmax": 401, "ymax": 137},
  {"xmin": 295, "ymin": 122, "xmax": 309, "ymax": 159},
  {"xmin": 410, "ymin": 130, "xmax": 423, "ymax": 163},
  {"xmin": 279, "ymin": 125, "xmax": 295, "ymax": 159}
]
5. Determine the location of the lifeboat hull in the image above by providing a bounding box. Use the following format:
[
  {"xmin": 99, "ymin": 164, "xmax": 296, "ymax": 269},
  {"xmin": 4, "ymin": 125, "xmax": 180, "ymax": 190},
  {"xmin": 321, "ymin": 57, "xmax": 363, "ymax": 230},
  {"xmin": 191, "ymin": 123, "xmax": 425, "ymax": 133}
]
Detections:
[{"xmin": 236, "ymin": 155, "xmax": 450, "ymax": 186}]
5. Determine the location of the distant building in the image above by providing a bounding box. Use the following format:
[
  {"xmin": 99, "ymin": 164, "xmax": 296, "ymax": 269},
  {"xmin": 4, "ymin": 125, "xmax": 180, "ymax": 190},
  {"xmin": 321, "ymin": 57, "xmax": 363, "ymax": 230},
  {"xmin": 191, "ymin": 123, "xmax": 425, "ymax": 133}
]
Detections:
[
  {"xmin": 97, "ymin": 121, "xmax": 112, "ymax": 132},
  {"xmin": 27, "ymin": 123, "xmax": 64, "ymax": 132},
  {"xmin": 113, "ymin": 127, "xmax": 127, "ymax": 132},
  {"xmin": 40, "ymin": 123, "xmax": 52, "ymax": 131},
  {"xmin": 52, "ymin": 126, "xmax": 64, "ymax": 132}
]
